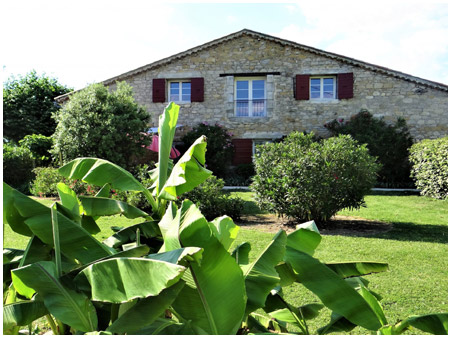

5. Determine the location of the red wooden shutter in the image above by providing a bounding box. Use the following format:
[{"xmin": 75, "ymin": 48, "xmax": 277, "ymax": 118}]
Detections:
[
  {"xmin": 337, "ymin": 73, "xmax": 354, "ymax": 99},
  {"xmin": 232, "ymin": 139, "xmax": 253, "ymax": 165},
  {"xmin": 191, "ymin": 77, "xmax": 204, "ymax": 102},
  {"xmin": 295, "ymin": 74, "xmax": 310, "ymax": 100},
  {"xmin": 152, "ymin": 78, "xmax": 166, "ymax": 103}
]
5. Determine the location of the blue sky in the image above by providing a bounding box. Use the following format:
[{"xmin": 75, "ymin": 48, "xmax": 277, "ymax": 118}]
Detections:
[{"xmin": 2, "ymin": 1, "xmax": 448, "ymax": 89}]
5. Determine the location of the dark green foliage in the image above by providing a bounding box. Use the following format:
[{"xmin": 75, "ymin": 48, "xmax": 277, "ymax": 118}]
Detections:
[
  {"xmin": 181, "ymin": 122, "xmax": 234, "ymax": 178},
  {"xmin": 409, "ymin": 137, "xmax": 448, "ymax": 199},
  {"xmin": 181, "ymin": 175, "xmax": 245, "ymax": 220},
  {"xmin": 18, "ymin": 134, "xmax": 54, "ymax": 167},
  {"xmin": 30, "ymin": 167, "xmax": 100, "ymax": 197},
  {"xmin": 251, "ymin": 132, "xmax": 380, "ymax": 223},
  {"xmin": 51, "ymin": 82, "xmax": 151, "ymax": 169},
  {"xmin": 324, "ymin": 110, "xmax": 414, "ymax": 187},
  {"xmin": 3, "ymin": 71, "xmax": 72, "ymax": 142},
  {"xmin": 225, "ymin": 163, "xmax": 255, "ymax": 186},
  {"xmin": 3, "ymin": 144, "xmax": 35, "ymax": 194}
]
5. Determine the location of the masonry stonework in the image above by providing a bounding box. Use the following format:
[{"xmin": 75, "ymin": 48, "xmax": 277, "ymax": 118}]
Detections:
[{"xmin": 90, "ymin": 32, "xmax": 448, "ymax": 141}]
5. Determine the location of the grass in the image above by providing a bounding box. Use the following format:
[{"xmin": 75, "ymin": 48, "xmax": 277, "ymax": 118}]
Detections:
[
  {"xmin": 3, "ymin": 192, "xmax": 448, "ymax": 335},
  {"xmin": 232, "ymin": 191, "xmax": 448, "ymax": 334}
]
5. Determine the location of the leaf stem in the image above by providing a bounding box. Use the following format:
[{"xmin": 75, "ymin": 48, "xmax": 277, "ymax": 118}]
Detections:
[{"xmin": 46, "ymin": 315, "xmax": 59, "ymax": 335}]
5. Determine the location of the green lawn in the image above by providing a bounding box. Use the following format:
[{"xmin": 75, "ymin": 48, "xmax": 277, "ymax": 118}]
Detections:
[
  {"xmin": 231, "ymin": 191, "xmax": 448, "ymax": 334},
  {"xmin": 3, "ymin": 192, "xmax": 448, "ymax": 335}
]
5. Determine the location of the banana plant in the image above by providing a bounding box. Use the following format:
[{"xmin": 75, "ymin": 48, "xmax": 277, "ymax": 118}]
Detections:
[{"xmin": 4, "ymin": 103, "xmax": 447, "ymax": 335}]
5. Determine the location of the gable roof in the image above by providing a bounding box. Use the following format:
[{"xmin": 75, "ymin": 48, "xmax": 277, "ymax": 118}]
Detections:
[{"xmin": 56, "ymin": 28, "xmax": 447, "ymax": 102}]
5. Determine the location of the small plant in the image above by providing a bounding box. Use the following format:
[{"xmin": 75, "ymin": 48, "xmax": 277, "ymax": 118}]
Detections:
[
  {"xmin": 181, "ymin": 175, "xmax": 245, "ymax": 220},
  {"xmin": 409, "ymin": 137, "xmax": 448, "ymax": 199},
  {"xmin": 181, "ymin": 122, "xmax": 234, "ymax": 178},
  {"xmin": 252, "ymin": 132, "xmax": 380, "ymax": 223},
  {"xmin": 324, "ymin": 110, "xmax": 414, "ymax": 188}
]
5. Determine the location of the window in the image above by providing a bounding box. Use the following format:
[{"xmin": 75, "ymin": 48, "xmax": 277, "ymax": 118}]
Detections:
[
  {"xmin": 235, "ymin": 77, "xmax": 266, "ymax": 117},
  {"xmin": 310, "ymin": 76, "xmax": 336, "ymax": 99},
  {"xmin": 169, "ymin": 81, "xmax": 191, "ymax": 103},
  {"xmin": 253, "ymin": 139, "xmax": 272, "ymax": 155}
]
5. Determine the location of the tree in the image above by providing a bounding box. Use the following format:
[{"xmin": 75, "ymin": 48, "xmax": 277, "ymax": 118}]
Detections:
[
  {"xmin": 51, "ymin": 81, "xmax": 151, "ymax": 169},
  {"xmin": 3, "ymin": 71, "xmax": 72, "ymax": 142}
]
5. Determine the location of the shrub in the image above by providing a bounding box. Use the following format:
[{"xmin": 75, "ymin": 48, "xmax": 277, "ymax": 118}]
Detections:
[
  {"xmin": 51, "ymin": 82, "xmax": 150, "ymax": 169},
  {"xmin": 324, "ymin": 109, "xmax": 414, "ymax": 187},
  {"xmin": 181, "ymin": 175, "xmax": 245, "ymax": 220},
  {"xmin": 30, "ymin": 167, "xmax": 100, "ymax": 197},
  {"xmin": 251, "ymin": 132, "xmax": 380, "ymax": 223},
  {"xmin": 409, "ymin": 137, "xmax": 448, "ymax": 199},
  {"xmin": 181, "ymin": 122, "xmax": 234, "ymax": 178},
  {"xmin": 3, "ymin": 144, "xmax": 34, "ymax": 193},
  {"xmin": 18, "ymin": 134, "xmax": 54, "ymax": 167}
]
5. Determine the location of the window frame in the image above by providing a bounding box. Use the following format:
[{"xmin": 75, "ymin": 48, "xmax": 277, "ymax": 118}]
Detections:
[
  {"xmin": 168, "ymin": 80, "xmax": 191, "ymax": 103},
  {"xmin": 234, "ymin": 77, "xmax": 267, "ymax": 117},
  {"xmin": 309, "ymin": 76, "xmax": 337, "ymax": 100}
]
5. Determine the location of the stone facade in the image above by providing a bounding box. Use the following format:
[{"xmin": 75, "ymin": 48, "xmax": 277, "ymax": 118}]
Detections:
[{"xmin": 60, "ymin": 30, "xmax": 448, "ymax": 142}]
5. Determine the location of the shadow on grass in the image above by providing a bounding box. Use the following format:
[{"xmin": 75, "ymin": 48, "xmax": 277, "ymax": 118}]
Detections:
[{"xmin": 367, "ymin": 222, "xmax": 448, "ymax": 244}]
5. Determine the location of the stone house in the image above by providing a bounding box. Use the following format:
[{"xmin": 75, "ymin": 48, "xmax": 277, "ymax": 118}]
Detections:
[{"xmin": 56, "ymin": 29, "xmax": 448, "ymax": 165}]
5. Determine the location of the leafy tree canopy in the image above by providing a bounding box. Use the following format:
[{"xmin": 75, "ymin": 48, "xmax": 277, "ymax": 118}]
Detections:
[
  {"xmin": 51, "ymin": 81, "xmax": 151, "ymax": 170},
  {"xmin": 3, "ymin": 70, "xmax": 72, "ymax": 142}
]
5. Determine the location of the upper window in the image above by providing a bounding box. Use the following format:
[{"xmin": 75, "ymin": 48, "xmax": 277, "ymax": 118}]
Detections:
[
  {"xmin": 169, "ymin": 81, "xmax": 191, "ymax": 103},
  {"xmin": 235, "ymin": 77, "xmax": 266, "ymax": 117},
  {"xmin": 310, "ymin": 76, "xmax": 336, "ymax": 100}
]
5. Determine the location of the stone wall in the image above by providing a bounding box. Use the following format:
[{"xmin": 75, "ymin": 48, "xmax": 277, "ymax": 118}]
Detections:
[{"xmin": 108, "ymin": 35, "xmax": 447, "ymax": 141}]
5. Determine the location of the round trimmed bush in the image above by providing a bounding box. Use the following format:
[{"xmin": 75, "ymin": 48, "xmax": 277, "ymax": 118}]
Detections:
[
  {"xmin": 251, "ymin": 132, "xmax": 380, "ymax": 223},
  {"xmin": 409, "ymin": 137, "xmax": 448, "ymax": 199},
  {"xmin": 3, "ymin": 144, "xmax": 35, "ymax": 194}
]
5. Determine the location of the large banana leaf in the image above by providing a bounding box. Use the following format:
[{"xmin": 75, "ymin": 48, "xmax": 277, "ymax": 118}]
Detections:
[
  {"xmin": 171, "ymin": 201, "xmax": 247, "ymax": 334},
  {"xmin": 147, "ymin": 247, "xmax": 203, "ymax": 267},
  {"xmin": 406, "ymin": 313, "xmax": 448, "ymax": 335},
  {"xmin": 285, "ymin": 247, "xmax": 382, "ymax": 331},
  {"xmin": 231, "ymin": 242, "xmax": 251, "ymax": 265},
  {"xmin": 79, "ymin": 196, "xmax": 149, "ymax": 219},
  {"xmin": 242, "ymin": 230, "xmax": 287, "ymax": 314},
  {"xmin": 326, "ymin": 262, "xmax": 389, "ymax": 278},
  {"xmin": 156, "ymin": 102, "xmax": 179, "ymax": 196},
  {"xmin": 58, "ymin": 158, "xmax": 157, "ymax": 212},
  {"xmin": 105, "ymin": 281, "xmax": 185, "ymax": 334},
  {"xmin": 208, "ymin": 216, "xmax": 240, "ymax": 251},
  {"xmin": 103, "ymin": 221, "xmax": 161, "ymax": 249},
  {"xmin": 11, "ymin": 261, "xmax": 98, "ymax": 332},
  {"xmin": 286, "ymin": 221, "xmax": 321, "ymax": 255},
  {"xmin": 4, "ymin": 184, "xmax": 113, "ymax": 264},
  {"xmin": 158, "ymin": 136, "xmax": 212, "ymax": 201},
  {"xmin": 75, "ymin": 257, "xmax": 186, "ymax": 303},
  {"xmin": 3, "ymin": 298, "xmax": 48, "ymax": 331}
]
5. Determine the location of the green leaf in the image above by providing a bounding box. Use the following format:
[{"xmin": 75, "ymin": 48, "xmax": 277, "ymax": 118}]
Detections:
[
  {"xmin": 156, "ymin": 102, "xmax": 180, "ymax": 196},
  {"xmin": 326, "ymin": 262, "xmax": 389, "ymax": 278},
  {"xmin": 75, "ymin": 257, "xmax": 186, "ymax": 303},
  {"xmin": 285, "ymin": 247, "xmax": 382, "ymax": 331},
  {"xmin": 317, "ymin": 312, "xmax": 356, "ymax": 335},
  {"xmin": 79, "ymin": 196, "xmax": 149, "ymax": 219},
  {"xmin": 208, "ymin": 216, "xmax": 240, "ymax": 251},
  {"xmin": 57, "ymin": 182, "xmax": 82, "ymax": 222},
  {"xmin": 58, "ymin": 158, "xmax": 157, "ymax": 212},
  {"xmin": 286, "ymin": 221, "xmax": 321, "ymax": 255},
  {"xmin": 171, "ymin": 200, "xmax": 246, "ymax": 335},
  {"xmin": 103, "ymin": 221, "xmax": 160, "ymax": 249},
  {"xmin": 405, "ymin": 313, "xmax": 448, "ymax": 335},
  {"xmin": 231, "ymin": 242, "xmax": 251, "ymax": 265},
  {"xmin": 242, "ymin": 230, "xmax": 287, "ymax": 314},
  {"xmin": 4, "ymin": 184, "xmax": 113, "ymax": 264},
  {"xmin": 159, "ymin": 136, "xmax": 212, "ymax": 201},
  {"xmin": 11, "ymin": 261, "xmax": 98, "ymax": 332},
  {"xmin": 106, "ymin": 281, "xmax": 185, "ymax": 334},
  {"xmin": 275, "ymin": 263, "xmax": 297, "ymax": 287},
  {"xmin": 148, "ymin": 247, "xmax": 203, "ymax": 267},
  {"xmin": 3, "ymin": 298, "xmax": 48, "ymax": 330}
]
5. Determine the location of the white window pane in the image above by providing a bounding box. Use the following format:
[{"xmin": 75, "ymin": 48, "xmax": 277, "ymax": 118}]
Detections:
[
  {"xmin": 253, "ymin": 89, "xmax": 265, "ymax": 99},
  {"xmin": 236, "ymin": 81, "xmax": 249, "ymax": 90},
  {"xmin": 311, "ymin": 91, "xmax": 320, "ymax": 99},
  {"xmin": 323, "ymin": 85, "xmax": 334, "ymax": 92},
  {"xmin": 170, "ymin": 94, "xmax": 179, "ymax": 101},
  {"xmin": 323, "ymin": 91, "xmax": 334, "ymax": 99},
  {"xmin": 311, "ymin": 85, "xmax": 321, "ymax": 92},
  {"xmin": 237, "ymin": 90, "xmax": 248, "ymax": 99},
  {"xmin": 182, "ymin": 82, "xmax": 191, "ymax": 90},
  {"xmin": 182, "ymin": 94, "xmax": 190, "ymax": 101},
  {"xmin": 311, "ymin": 78, "xmax": 321, "ymax": 85},
  {"xmin": 252, "ymin": 100, "xmax": 265, "ymax": 116},
  {"xmin": 252, "ymin": 80, "xmax": 265, "ymax": 90},
  {"xmin": 236, "ymin": 101, "xmax": 249, "ymax": 116},
  {"xmin": 323, "ymin": 78, "xmax": 334, "ymax": 85}
]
